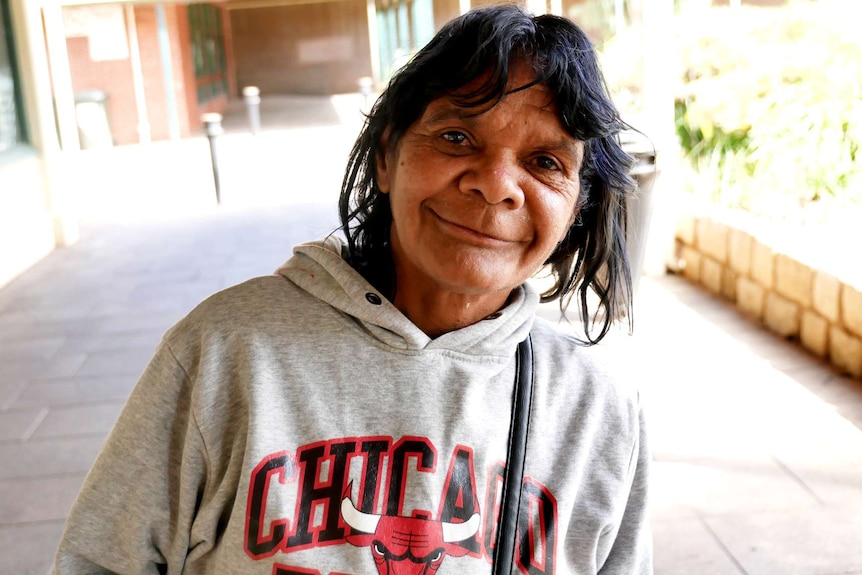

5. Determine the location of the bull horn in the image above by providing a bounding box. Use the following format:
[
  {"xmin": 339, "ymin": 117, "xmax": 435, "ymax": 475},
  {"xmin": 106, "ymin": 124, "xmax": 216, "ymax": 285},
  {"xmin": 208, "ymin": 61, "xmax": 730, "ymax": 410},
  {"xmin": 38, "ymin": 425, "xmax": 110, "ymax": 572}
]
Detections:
[
  {"xmin": 441, "ymin": 513, "xmax": 481, "ymax": 543},
  {"xmin": 341, "ymin": 496, "xmax": 381, "ymax": 534}
]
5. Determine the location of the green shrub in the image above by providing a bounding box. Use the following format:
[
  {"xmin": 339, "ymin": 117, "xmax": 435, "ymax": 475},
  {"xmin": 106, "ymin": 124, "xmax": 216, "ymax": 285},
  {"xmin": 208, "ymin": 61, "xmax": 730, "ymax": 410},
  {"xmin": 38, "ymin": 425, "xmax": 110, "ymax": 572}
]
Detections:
[{"xmin": 674, "ymin": 1, "xmax": 862, "ymax": 218}]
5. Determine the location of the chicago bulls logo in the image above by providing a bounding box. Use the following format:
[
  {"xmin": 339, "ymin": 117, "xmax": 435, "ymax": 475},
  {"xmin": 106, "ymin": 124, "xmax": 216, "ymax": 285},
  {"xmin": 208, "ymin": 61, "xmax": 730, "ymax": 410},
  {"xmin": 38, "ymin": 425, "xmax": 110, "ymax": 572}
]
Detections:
[{"xmin": 340, "ymin": 495, "xmax": 480, "ymax": 574}]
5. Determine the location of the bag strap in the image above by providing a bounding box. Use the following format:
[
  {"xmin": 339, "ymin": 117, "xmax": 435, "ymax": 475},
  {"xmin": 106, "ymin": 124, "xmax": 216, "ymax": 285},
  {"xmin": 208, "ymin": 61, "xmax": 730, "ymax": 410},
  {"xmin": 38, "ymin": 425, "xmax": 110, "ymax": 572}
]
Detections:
[{"xmin": 492, "ymin": 334, "xmax": 534, "ymax": 575}]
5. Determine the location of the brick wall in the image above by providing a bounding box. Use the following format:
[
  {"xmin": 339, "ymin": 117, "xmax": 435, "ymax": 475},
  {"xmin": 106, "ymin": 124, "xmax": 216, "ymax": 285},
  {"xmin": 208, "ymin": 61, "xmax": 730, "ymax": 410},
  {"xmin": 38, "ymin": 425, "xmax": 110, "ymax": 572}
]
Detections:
[
  {"xmin": 64, "ymin": 3, "xmax": 230, "ymax": 144},
  {"xmin": 66, "ymin": 32, "xmax": 139, "ymax": 145},
  {"xmin": 133, "ymin": 5, "xmax": 171, "ymax": 142},
  {"xmin": 161, "ymin": 4, "xmax": 192, "ymax": 138},
  {"xmin": 230, "ymin": 0, "xmax": 372, "ymax": 95},
  {"xmin": 675, "ymin": 212, "xmax": 862, "ymax": 379},
  {"xmin": 433, "ymin": 0, "xmax": 460, "ymax": 31}
]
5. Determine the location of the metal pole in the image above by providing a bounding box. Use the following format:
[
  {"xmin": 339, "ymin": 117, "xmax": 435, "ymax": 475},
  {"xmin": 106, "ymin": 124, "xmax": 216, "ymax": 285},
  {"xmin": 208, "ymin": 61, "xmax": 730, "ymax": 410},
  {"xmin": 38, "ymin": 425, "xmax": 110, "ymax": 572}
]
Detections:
[
  {"xmin": 242, "ymin": 86, "xmax": 261, "ymax": 136},
  {"xmin": 358, "ymin": 76, "xmax": 373, "ymax": 112},
  {"xmin": 202, "ymin": 113, "xmax": 224, "ymax": 205}
]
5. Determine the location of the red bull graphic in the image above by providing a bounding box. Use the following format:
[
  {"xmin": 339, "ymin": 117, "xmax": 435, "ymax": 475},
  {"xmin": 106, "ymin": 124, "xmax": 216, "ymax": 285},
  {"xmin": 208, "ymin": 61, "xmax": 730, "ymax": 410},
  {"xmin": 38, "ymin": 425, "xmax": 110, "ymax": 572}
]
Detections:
[
  {"xmin": 340, "ymin": 494, "xmax": 480, "ymax": 574},
  {"xmin": 245, "ymin": 436, "xmax": 558, "ymax": 574}
]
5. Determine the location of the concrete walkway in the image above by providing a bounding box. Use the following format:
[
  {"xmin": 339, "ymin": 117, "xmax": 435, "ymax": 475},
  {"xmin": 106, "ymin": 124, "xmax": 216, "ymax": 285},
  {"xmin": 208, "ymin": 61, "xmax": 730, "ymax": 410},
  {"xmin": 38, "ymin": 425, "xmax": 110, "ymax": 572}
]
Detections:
[{"xmin": 1, "ymin": 96, "xmax": 861, "ymax": 574}]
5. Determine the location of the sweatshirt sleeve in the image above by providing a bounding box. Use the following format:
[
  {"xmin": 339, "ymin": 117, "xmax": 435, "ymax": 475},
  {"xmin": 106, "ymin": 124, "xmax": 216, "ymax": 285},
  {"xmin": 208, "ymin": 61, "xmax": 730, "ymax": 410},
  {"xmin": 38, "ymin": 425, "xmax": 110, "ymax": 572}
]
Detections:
[
  {"xmin": 598, "ymin": 403, "xmax": 653, "ymax": 575},
  {"xmin": 53, "ymin": 340, "xmax": 207, "ymax": 574}
]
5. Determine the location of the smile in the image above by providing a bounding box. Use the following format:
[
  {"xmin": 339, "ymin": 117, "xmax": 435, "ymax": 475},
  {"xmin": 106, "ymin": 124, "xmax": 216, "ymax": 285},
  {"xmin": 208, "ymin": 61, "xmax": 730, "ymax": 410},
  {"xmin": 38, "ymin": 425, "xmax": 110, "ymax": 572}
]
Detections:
[{"xmin": 430, "ymin": 208, "xmax": 513, "ymax": 246}]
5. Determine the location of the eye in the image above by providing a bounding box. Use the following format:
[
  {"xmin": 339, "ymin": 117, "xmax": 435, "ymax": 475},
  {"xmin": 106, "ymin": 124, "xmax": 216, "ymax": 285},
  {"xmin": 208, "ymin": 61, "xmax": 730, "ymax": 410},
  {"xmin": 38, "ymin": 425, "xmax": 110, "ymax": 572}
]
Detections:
[
  {"xmin": 373, "ymin": 542, "xmax": 385, "ymax": 556},
  {"xmin": 429, "ymin": 550, "xmax": 443, "ymax": 563},
  {"xmin": 441, "ymin": 130, "xmax": 468, "ymax": 145},
  {"xmin": 535, "ymin": 155, "xmax": 561, "ymax": 171}
]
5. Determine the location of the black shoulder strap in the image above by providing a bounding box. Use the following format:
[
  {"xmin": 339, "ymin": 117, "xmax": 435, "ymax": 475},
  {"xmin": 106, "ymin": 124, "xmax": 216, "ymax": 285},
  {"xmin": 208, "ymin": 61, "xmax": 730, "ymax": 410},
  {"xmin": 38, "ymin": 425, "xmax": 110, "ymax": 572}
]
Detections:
[{"xmin": 492, "ymin": 335, "xmax": 534, "ymax": 574}]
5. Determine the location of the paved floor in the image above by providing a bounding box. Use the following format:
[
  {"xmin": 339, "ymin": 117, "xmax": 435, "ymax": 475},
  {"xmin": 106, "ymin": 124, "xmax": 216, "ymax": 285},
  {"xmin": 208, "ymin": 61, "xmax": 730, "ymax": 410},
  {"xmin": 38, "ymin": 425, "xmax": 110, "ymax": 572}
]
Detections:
[{"xmin": 1, "ymin": 96, "xmax": 861, "ymax": 574}]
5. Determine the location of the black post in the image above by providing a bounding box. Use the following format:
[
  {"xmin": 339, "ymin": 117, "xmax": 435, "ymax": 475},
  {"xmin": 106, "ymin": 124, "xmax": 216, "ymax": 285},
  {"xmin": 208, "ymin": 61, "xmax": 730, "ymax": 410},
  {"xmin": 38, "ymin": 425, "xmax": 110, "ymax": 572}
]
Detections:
[
  {"xmin": 202, "ymin": 113, "xmax": 224, "ymax": 205},
  {"xmin": 243, "ymin": 86, "xmax": 261, "ymax": 136}
]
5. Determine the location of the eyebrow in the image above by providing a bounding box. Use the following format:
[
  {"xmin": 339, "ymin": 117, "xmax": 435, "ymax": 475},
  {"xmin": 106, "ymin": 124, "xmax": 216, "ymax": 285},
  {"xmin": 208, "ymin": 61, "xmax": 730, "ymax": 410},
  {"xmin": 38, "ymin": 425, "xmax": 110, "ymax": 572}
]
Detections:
[
  {"xmin": 422, "ymin": 104, "xmax": 474, "ymax": 126},
  {"xmin": 538, "ymin": 138, "xmax": 584, "ymax": 162}
]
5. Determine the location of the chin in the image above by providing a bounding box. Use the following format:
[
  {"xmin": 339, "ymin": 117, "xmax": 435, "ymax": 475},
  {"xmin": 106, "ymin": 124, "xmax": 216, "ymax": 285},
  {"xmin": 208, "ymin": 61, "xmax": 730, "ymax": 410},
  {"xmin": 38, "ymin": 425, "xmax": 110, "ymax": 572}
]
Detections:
[
  {"xmin": 422, "ymin": 253, "xmax": 533, "ymax": 297},
  {"xmin": 435, "ymin": 272, "xmax": 522, "ymax": 298}
]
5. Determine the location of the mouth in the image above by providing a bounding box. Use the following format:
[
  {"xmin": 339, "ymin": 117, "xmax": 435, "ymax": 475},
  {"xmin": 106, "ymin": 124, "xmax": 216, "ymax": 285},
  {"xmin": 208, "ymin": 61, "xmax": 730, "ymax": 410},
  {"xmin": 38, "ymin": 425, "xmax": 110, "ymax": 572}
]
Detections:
[{"xmin": 430, "ymin": 208, "xmax": 513, "ymax": 246}]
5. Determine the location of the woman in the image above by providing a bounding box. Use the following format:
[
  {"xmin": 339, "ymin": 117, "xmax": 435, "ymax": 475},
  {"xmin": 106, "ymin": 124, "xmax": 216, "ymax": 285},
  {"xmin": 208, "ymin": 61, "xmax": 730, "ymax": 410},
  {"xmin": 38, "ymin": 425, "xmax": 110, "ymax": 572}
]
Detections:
[{"xmin": 54, "ymin": 5, "xmax": 651, "ymax": 574}]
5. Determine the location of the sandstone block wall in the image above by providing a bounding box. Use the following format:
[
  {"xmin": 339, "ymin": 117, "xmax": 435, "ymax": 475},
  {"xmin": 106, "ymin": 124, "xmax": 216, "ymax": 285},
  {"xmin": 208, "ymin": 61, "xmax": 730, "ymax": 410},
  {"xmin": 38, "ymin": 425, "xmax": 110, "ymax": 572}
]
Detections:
[{"xmin": 675, "ymin": 214, "xmax": 862, "ymax": 379}]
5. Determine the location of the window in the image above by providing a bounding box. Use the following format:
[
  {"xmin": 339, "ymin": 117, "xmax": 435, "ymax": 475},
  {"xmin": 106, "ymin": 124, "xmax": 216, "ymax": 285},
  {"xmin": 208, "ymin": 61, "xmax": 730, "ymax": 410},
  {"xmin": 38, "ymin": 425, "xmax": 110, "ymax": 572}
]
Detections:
[
  {"xmin": 187, "ymin": 4, "xmax": 227, "ymax": 105},
  {"xmin": 375, "ymin": 0, "xmax": 434, "ymax": 81},
  {"xmin": 1, "ymin": 0, "xmax": 27, "ymax": 152}
]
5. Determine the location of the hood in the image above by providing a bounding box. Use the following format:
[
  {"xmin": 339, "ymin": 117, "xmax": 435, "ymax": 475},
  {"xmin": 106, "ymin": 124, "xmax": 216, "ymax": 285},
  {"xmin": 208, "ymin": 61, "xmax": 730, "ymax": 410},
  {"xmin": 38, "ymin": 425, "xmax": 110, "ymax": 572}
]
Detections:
[{"xmin": 275, "ymin": 236, "xmax": 538, "ymax": 357}]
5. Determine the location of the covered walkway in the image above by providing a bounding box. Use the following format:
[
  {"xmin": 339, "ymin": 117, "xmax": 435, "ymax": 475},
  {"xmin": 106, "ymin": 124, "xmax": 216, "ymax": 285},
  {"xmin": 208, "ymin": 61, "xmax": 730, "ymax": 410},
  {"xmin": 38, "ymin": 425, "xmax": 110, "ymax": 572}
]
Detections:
[{"xmin": 1, "ymin": 96, "xmax": 861, "ymax": 574}]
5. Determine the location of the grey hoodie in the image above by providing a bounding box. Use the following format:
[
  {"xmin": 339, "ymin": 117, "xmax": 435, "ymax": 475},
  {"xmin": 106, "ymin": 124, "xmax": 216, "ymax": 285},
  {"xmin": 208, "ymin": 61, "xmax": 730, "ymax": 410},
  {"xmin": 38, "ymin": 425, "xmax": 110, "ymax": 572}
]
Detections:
[{"xmin": 53, "ymin": 237, "xmax": 651, "ymax": 575}]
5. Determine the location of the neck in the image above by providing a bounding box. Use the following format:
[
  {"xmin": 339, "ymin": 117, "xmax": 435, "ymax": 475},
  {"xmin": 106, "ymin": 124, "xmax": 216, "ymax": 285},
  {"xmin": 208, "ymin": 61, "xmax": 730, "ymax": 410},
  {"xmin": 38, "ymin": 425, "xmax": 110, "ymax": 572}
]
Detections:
[{"xmin": 392, "ymin": 279, "xmax": 512, "ymax": 338}]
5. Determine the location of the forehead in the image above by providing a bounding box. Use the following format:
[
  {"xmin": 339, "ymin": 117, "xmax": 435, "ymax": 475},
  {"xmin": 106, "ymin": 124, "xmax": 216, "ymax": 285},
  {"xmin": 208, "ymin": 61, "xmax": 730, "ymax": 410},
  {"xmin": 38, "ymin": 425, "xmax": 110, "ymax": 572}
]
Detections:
[
  {"xmin": 421, "ymin": 83, "xmax": 557, "ymax": 126},
  {"xmin": 425, "ymin": 60, "xmax": 572, "ymax": 126}
]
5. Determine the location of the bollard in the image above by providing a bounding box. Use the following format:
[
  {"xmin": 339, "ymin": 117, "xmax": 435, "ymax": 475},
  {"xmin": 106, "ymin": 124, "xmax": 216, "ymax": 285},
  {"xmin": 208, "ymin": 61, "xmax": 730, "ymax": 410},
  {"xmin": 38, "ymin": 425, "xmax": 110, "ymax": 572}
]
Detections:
[
  {"xmin": 357, "ymin": 77, "xmax": 373, "ymax": 111},
  {"xmin": 202, "ymin": 113, "xmax": 224, "ymax": 205},
  {"xmin": 243, "ymin": 86, "xmax": 261, "ymax": 136}
]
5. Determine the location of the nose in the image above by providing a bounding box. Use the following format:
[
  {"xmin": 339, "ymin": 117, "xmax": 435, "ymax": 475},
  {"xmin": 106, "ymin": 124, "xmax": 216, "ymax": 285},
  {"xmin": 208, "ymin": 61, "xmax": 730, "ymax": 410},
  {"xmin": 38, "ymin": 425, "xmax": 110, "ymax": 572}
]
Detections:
[{"xmin": 458, "ymin": 153, "xmax": 525, "ymax": 209}]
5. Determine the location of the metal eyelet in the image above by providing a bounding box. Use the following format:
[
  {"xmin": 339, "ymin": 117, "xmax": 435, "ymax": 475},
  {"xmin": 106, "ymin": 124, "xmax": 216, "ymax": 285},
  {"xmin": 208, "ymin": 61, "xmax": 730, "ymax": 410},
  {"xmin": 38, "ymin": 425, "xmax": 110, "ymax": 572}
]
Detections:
[{"xmin": 365, "ymin": 293, "xmax": 382, "ymax": 305}]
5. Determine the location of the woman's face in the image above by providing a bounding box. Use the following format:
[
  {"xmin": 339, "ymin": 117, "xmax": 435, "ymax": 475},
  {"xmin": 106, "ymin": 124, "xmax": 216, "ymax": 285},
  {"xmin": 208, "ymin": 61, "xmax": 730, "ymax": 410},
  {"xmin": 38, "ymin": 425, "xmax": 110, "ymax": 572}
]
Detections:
[{"xmin": 377, "ymin": 66, "xmax": 583, "ymax": 303}]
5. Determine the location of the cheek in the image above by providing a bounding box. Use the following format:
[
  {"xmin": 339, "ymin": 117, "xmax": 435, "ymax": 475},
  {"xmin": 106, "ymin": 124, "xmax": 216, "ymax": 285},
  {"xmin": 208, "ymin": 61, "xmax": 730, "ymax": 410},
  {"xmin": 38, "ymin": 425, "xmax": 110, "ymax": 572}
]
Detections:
[
  {"xmin": 387, "ymin": 165, "xmax": 429, "ymax": 223},
  {"xmin": 540, "ymin": 199, "xmax": 578, "ymax": 246},
  {"xmin": 387, "ymin": 187, "xmax": 412, "ymax": 230}
]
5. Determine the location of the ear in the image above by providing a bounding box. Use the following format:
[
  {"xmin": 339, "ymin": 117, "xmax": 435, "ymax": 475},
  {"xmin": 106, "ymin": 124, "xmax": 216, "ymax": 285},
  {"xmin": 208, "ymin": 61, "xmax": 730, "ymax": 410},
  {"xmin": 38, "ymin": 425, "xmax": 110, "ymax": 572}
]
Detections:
[{"xmin": 376, "ymin": 131, "xmax": 392, "ymax": 194}]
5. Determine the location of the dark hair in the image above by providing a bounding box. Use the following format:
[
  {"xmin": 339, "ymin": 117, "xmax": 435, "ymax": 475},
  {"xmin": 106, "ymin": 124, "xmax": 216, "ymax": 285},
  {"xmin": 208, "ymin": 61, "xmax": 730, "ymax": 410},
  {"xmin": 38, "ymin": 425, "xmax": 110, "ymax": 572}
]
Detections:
[{"xmin": 339, "ymin": 4, "xmax": 636, "ymax": 344}]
